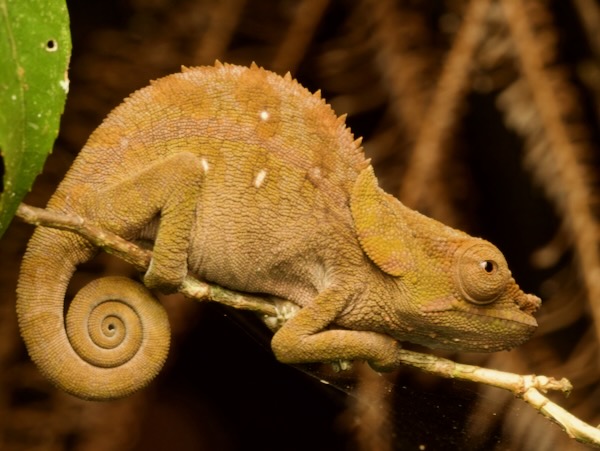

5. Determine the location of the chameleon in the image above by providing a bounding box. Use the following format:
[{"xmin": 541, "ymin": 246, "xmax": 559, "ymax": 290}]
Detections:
[{"xmin": 17, "ymin": 62, "xmax": 541, "ymax": 401}]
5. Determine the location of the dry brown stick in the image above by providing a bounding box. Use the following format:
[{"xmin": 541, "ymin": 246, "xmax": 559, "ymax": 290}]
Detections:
[
  {"xmin": 350, "ymin": 364, "xmax": 393, "ymax": 451},
  {"xmin": 15, "ymin": 203, "xmax": 600, "ymax": 447},
  {"xmin": 193, "ymin": 0, "xmax": 247, "ymax": 64},
  {"xmin": 271, "ymin": 0, "xmax": 330, "ymax": 74},
  {"xmin": 397, "ymin": 351, "xmax": 600, "ymax": 447},
  {"xmin": 573, "ymin": 0, "xmax": 600, "ymax": 121},
  {"xmin": 362, "ymin": 0, "xmax": 434, "ymax": 139},
  {"xmin": 16, "ymin": 203, "xmax": 277, "ymax": 316},
  {"xmin": 501, "ymin": 0, "xmax": 600, "ymax": 344},
  {"xmin": 573, "ymin": 0, "xmax": 600, "ymax": 58},
  {"xmin": 399, "ymin": 0, "xmax": 491, "ymax": 216}
]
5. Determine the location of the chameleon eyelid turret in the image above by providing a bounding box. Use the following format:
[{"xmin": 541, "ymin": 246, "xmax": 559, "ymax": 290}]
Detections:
[{"xmin": 454, "ymin": 242, "xmax": 511, "ymax": 305}]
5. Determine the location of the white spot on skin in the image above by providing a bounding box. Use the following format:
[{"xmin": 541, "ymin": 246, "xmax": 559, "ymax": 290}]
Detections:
[
  {"xmin": 307, "ymin": 167, "xmax": 322, "ymax": 187},
  {"xmin": 201, "ymin": 158, "xmax": 210, "ymax": 173},
  {"xmin": 254, "ymin": 169, "xmax": 267, "ymax": 188},
  {"xmin": 259, "ymin": 110, "xmax": 270, "ymax": 121},
  {"xmin": 311, "ymin": 261, "xmax": 334, "ymax": 292}
]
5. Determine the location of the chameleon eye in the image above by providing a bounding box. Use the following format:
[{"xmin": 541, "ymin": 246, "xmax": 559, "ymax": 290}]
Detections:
[
  {"xmin": 480, "ymin": 260, "xmax": 496, "ymax": 273},
  {"xmin": 455, "ymin": 243, "xmax": 510, "ymax": 305}
]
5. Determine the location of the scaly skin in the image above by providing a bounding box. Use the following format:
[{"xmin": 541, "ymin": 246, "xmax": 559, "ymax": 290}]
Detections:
[{"xmin": 17, "ymin": 62, "xmax": 541, "ymax": 400}]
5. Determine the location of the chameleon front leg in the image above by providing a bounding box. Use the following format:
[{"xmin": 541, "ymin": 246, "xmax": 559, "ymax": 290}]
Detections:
[
  {"xmin": 271, "ymin": 285, "xmax": 401, "ymax": 371},
  {"xmin": 90, "ymin": 151, "xmax": 204, "ymax": 291}
]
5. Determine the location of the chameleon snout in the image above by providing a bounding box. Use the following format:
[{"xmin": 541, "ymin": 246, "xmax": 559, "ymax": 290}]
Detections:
[
  {"xmin": 515, "ymin": 291, "xmax": 541, "ymax": 316},
  {"xmin": 506, "ymin": 275, "xmax": 541, "ymax": 317}
]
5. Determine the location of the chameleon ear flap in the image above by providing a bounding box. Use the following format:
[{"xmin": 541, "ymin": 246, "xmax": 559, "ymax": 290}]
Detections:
[{"xmin": 350, "ymin": 166, "xmax": 412, "ymax": 277}]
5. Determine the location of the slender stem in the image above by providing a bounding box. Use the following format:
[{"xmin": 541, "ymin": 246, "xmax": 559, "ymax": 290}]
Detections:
[{"xmin": 16, "ymin": 203, "xmax": 278, "ymax": 316}]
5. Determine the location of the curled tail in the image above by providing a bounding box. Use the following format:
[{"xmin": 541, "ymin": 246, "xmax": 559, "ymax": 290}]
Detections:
[{"xmin": 17, "ymin": 226, "xmax": 170, "ymax": 400}]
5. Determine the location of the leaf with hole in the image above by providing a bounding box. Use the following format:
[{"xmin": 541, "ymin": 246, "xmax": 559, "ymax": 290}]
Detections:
[{"xmin": 0, "ymin": 0, "xmax": 71, "ymax": 237}]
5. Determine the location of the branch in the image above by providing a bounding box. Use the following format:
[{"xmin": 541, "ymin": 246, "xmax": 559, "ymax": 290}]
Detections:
[
  {"xmin": 270, "ymin": 0, "xmax": 331, "ymax": 74},
  {"xmin": 363, "ymin": 0, "xmax": 436, "ymax": 139},
  {"xmin": 192, "ymin": 0, "xmax": 246, "ymax": 64},
  {"xmin": 394, "ymin": 350, "xmax": 600, "ymax": 447},
  {"xmin": 16, "ymin": 203, "xmax": 278, "ymax": 317},
  {"xmin": 15, "ymin": 202, "xmax": 600, "ymax": 447}
]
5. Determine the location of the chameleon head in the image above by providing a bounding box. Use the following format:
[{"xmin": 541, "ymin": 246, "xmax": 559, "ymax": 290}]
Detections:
[
  {"xmin": 350, "ymin": 166, "xmax": 540, "ymax": 352},
  {"xmin": 406, "ymin": 238, "xmax": 541, "ymax": 352}
]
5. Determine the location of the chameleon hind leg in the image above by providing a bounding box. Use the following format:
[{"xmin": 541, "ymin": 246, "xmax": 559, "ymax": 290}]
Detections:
[{"xmin": 88, "ymin": 151, "xmax": 204, "ymax": 291}]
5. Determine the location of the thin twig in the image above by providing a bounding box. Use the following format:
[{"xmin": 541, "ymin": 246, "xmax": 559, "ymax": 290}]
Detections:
[
  {"xmin": 573, "ymin": 0, "xmax": 600, "ymax": 59},
  {"xmin": 271, "ymin": 0, "xmax": 330, "ymax": 74},
  {"xmin": 15, "ymin": 202, "xmax": 600, "ymax": 447},
  {"xmin": 351, "ymin": 363, "xmax": 394, "ymax": 451},
  {"xmin": 16, "ymin": 204, "xmax": 277, "ymax": 316},
  {"xmin": 362, "ymin": 0, "xmax": 435, "ymax": 139},
  {"xmin": 193, "ymin": 0, "xmax": 247, "ymax": 64},
  {"xmin": 400, "ymin": 0, "xmax": 491, "ymax": 221},
  {"xmin": 394, "ymin": 350, "xmax": 600, "ymax": 447}
]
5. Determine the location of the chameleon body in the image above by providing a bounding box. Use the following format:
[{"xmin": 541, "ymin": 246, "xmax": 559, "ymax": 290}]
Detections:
[{"xmin": 17, "ymin": 63, "xmax": 540, "ymax": 400}]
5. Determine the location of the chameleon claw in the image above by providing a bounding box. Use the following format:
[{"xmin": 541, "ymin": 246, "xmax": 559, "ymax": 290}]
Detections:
[
  {"xmin": 261, "ymin": 299, "xmax": 300, "ymax": 331},
  {"xmin": 331, "ymin": 360, "xmax": 353, "ymax": 372}
]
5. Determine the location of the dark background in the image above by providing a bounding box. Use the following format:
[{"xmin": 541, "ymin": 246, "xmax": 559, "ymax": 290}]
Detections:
[{"xmin": 1, "ymin": 0, "xmax": 599, "ymax": 450}]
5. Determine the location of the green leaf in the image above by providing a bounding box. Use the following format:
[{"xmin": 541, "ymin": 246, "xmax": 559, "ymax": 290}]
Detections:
[{"xmin": 0, "ymin": 0, "xmax": 71, "ymax": 237}]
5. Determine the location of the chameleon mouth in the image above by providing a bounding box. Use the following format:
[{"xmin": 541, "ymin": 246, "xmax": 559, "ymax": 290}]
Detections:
[
  {"xmin": 422, "ymin": 295, "xmax": 539, "ymax": 328},
  {"xmin": 408, "ymin": 312, "xmax": 537, "ymax": 352},
  {"xmin": 416, "ymin": 296, "xmax": 538, "ymax": 352},
  {"xmin": 462, "ymin": 307, "xmax": 538, "ymax": 328},
  {"xmin": 423, "ymin": 309, "xmax": 537, "ymax": 352}
]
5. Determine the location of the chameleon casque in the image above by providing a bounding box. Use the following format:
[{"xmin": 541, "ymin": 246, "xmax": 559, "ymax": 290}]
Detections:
[{"xmin": 17, "ymin": 62, "xmax": 541, "ymax": 400}]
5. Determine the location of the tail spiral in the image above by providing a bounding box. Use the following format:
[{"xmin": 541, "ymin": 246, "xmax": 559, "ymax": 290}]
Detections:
[
  {"xmin": 66, "ymin": 276, "xmax": 170, "ymax": 386},
  {"xmin": 18, "ymin": 227, "xmax": 170, "ymax": 400}
]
